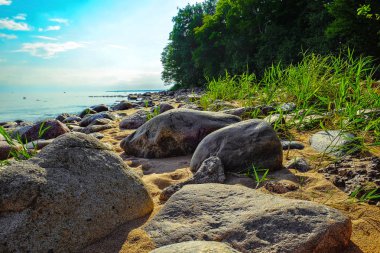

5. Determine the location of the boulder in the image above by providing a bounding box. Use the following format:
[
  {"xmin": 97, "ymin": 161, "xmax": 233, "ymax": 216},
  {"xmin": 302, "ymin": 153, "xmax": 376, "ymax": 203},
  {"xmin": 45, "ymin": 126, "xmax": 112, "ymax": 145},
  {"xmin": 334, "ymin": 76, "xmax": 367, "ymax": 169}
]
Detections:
[
  {"xmin": 119, "ymin": 110, "xmax": 149, "ymax": 129},
  {"xmin": 0, "ymin": 141, "xmax": 18, "ymax": 160},
  {"xmin": 12, "ymin": 119, "xmax": 70, "ymax": 142},
  {"xmin": 160, "ymin": 156, "xmax": 225, "ymax": 201},
  {"xmin": 91, "ymin": 104, "xmax": 109, "ymax": 113},
  {"xmin": 56, "ymin": 113, "xmax": 75, "ymax": 122},
  {"xmin": 281, "ymin": 140, "xmax": 305, "ymax": 150},
  {"xmin": 0, "ymin": 133, "xmax": 153, "ymax": 252},
  {"xmin": 112, "ymin": 101, "xmax": 134, "ymax": 111},
  {"xmin": 62, "ymin": 116, "xmax": 82, "ymax": 123},
  {"xmin": 190, "ymin": 119, "xmax": 282, "ymax": 173},
  {"xmin": 120, "ymin": 109, "xmax": 241, "ymax": 158},
  {"xmin": 79, "ymin": 108, "xmax": 97, "ymax": 118},
  {"xmin": 151, "ymin": 103, "xmax": 174, "ymax": 114},
  {"xmin": 25, "ymin": 139, "xmax": 54, "ymax": 150},
  {"xmin": 151, "ymin": 241, "xmax": 240, "ymax": 253},
  {"xmin": 79, "ymin": 112, "xmax": 116, "ymax": 127},
  {"xmin": 310, "ymin": 130, "xmax": 358, "ymax": 156},
  {"xmin": 145, "ymin": 184, "xmax": 352, "ymax": 253},
  {"xmin": 286, "ymin": 157, "xmax": 310, "ymax": 172}
]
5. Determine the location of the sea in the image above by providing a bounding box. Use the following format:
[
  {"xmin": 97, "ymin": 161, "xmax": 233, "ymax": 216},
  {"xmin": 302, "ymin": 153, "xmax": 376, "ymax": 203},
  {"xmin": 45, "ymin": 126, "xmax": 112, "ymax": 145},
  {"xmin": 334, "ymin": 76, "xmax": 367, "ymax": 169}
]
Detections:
[{"xmin": 0, "ymin": 90, "xmax": 163, "ymax": 122}]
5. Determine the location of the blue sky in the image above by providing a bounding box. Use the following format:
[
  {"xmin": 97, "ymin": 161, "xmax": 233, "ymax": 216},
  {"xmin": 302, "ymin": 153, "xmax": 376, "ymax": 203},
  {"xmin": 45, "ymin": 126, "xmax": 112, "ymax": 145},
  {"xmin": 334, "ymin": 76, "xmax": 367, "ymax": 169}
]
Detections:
[{"xmin": 0, "ymin": 0, "xmax": 203, "ymax": 92}]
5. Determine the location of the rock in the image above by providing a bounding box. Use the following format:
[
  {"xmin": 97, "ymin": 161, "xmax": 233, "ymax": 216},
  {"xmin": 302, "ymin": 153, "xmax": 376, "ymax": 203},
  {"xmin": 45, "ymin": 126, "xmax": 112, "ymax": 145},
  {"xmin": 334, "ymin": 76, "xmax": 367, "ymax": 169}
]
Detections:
[
  {"xmin": 145, "ymin": 184, "xmax": 352, "ymax": 253},
  {"xmin": 12, "ymin": 119, "xmax": 70, "ymax": 142},
  {"xmin": 177, "ymin": 103, "xmax": 203, "ymax": 111},
  {"xmin": 119, "ymin": 110, "xmax": 149, "ymax": 129},
  {"xmin": 190, "ymin": 119, "xmax": 282, "ymax": 173},
  {"xmin": 160, "ymin": 156, "xmax": 225, "ymax": 201},
  {"xmin": 89, "ymin": 132, "xmax": 104, "ymax": 139},
  {"xmin": 208, "ymin": 100, "xmax": 237, "ymax": 111},
  {"xmin": 80, "ymin": 124, "xmax": 113, "ymax": 134},
  {"xmin": 310, "ymin": 130, "xmax": 358, "ymax": 156},
  {"xmin": 56, "ymin": 113, "xmax": 75, "ymax": 122},
  {"xmin": 264, "ymin": 181, "xmax": 298, "ymax": 194},
  {"xmin": 286, "ymin": 157, "xmax": 310, "ymax": 172},
  {"xmin": 91, "ymin": 104, "xmax": 109, "ymax": 113},
  {"xmin": 281, "ymin": 140, "xmax": 305, "ymax": 150},
  {"xmin": 79, "ymin": 112, "xmax": 116, "ymax": 127},
  {"xmin": 0, "ymin": 141, "xmax": 20, "ymax": 160},
  {"xmin": 25, "ymin": 139, "xmax": 54, "ymax": 150},
  {"xmin": 120, "ymin": 109, "xmax": 241, "ymax": 158},
  {"xmin": 88, "ymin": 118, "xmax": 112, "ymax": 126},
  {"xmin": 0, "ymin": 133, "xmax": 153, "ymax": 252},
  {"xmin": 151, "ymin": 241, "xmax": 240, "ymax": 253},
  {"xmin": 112, "ymin": 100, "xmax": 134, "ymax": 111},
  {"xmin": 62, "ymin": 116, "xmax": 82, "ymax": 123},
  {"xmin": 151, "ymin": 103, "xmax": 174, "ymax": 114},
  {"xmin": 79, "ymin": 108, "xmax": 97, "ymax": 118},
  {"xmin": 279, "ymin": 102, "xmax": 296, "ymax": 113}
]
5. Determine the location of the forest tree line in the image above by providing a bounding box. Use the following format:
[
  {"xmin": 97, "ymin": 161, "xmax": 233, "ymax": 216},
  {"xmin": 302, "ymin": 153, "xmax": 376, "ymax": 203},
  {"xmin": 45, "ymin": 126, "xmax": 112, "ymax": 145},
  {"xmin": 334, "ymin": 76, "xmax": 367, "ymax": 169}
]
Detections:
[{"xmin": 161, "ymin": 0, "xmax": 380, "ymax": 89}]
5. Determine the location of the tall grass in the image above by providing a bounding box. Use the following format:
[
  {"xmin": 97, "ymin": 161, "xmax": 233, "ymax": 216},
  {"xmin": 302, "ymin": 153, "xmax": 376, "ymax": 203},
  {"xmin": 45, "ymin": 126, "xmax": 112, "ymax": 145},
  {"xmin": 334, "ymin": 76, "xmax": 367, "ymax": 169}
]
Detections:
[{"xmin": 200, "ymin": 50, "xmax": 380, "ymax": 143}]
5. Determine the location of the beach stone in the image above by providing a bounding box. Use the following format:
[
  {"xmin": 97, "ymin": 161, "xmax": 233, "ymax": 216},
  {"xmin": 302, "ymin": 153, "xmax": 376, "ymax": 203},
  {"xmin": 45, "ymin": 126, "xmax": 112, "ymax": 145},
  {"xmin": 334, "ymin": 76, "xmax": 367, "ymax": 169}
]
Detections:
[
  {"xmin": 145, "ymin": 184, "xmax": 352, "ymax": 253},
  {"xmin": 0, "ymin": 133, "xmax": 153, "ymax": 252},
  {"xmin": 151, "ymin": 241, "xmax": 240, "ymax": 253},
  {"xmin": 112, "ymin": 100, "xmax": 134, "ymax": 111},
  {"xmin": 286, "ymin": 157, "xmax": 310, "ymax": 172},
  {"xmin": 160, "ymin": 156, "xmax": 225, "ymax": 201},
  {"xmin": 151, "ymin": 103, "xmax": 174, "ymax": 114},
  {"xmin": 91, "ymin": 104, "xmax": 109, "ymax": 113},
  {"xmin": 310, "ymin": 130, "xmax": 358, "ymax": 156},
  {"xmin": 81, "ymin": 124, "xmax": 113, "ymax": 134},
  {"xmin": 56, "ymin": 113, "xmax": 75, "ymax": 122},
  {"xmin": 25, "ymin": 139, "xmax": 54, "ymax": 150},
  {"xmin": 120, "ymin": 109, "xmax": 241, "ymax": 158},
  {"xmin": 79, "ymin": 108, "xmax": 97, "ymax": 118},
  {"xmin": 88, "ymin": 118, "xmax": 112, "ymax": 126},
  {"xmin": 281, "ymin": 140, "xmax": 305, "ymax": 150},
  {"xmin": 119, "ymin": 110, "xmax": 149, "ymax": 129},
  {"xmin": 190, "ymin": 119, "xmax": 282, "ymax": 173},
  {"xmin": 89, "ymin": 132, "xmax": 104, "ymax": 139},
  {"xmin": 0, "ymin": 141, "xmax": 15, "ymax": 160},
  {"xmin": 12, "ymin": 119, "xmax": 70, "ymax": 142},
  {"xmin": 177, "ymin": 103, "xmax": 203, "ymax": 111},
  {"xmin": 279, "ymin": 102, "xmax": 296, "ymax": 113},
  {"xmin": 62, "ymin": 116, "xmax": 82, "ymax": 123},
  {"xmin": 79, "ymin": 112, "xmax": 116, "ymax": 127}
]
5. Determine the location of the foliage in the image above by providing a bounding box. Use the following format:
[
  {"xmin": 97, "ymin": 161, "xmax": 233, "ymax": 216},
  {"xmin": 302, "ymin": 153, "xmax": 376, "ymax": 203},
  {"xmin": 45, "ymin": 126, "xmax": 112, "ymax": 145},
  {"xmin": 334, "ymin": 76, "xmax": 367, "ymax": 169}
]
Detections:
[
  {"xmin": 246, "ymin": 165, "xmax": 270, "ymax": 189},
  {"xmin": 350, "ymin": 187, "xmax": 380, "ymax": 203},
  {"xmin": 147, "ymin": 106, "xmax": 161, "ymax": 120}
]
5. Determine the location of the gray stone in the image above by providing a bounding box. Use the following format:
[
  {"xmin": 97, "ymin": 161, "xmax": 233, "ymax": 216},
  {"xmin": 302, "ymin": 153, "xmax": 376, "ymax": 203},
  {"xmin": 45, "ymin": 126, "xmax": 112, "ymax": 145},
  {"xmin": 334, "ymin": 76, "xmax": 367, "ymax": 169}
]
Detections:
[
  {"xmin": 145, "ymin": 184, "xmax": 352, "ymax": 253},
  {"xmin": 120, "ymin": 109, "xmax": 241, "ymax": 158},
  {"xmin": 0, "ymin": 141, "xmax": 20, "ymax": 160},
  {"xmin": 91, "ymin": 104, "xmax": 109, "ymax": 113},
  {"xmin": 56, "ymin": 113, "xmax": 75, "ymax": 122},
  {"xmin": 89, "ymin": 132, "xmax": 105, "ymax": 139},
  {"xmin": 281, "ymin": 140, "xmax": 305, "ymax": 150},
  {"xmin": 12, "ymin": 119, "xmax": 70, "ymax": 142},
  {"xmin": 112, "ymin": 100, "xmax": 134, "ymax": 111},
  {"xmin": 25, "ymin": 139, "xmax": 54, "ymax": 150},
  {"xmin": 310, "ymin": 130, "xmax": 358, "ymax": 156},
  {"xmin": 80, "ymin": 124, "xmax": 113, "ymax": 134},
  {"xmin": 119, "ymin": 110, "xmax": 149, "ymax": 129},
  {"xmin": 279, "ymin": 102, "xmax": 296, "ymax": 113},
  {"xmin": 79, "ymin": 108, "xmax": 97, "ymax": 118},
  {"xmin": 190, "ymin": 119, "xmax": 283, "ymax": 173},
  {"xmin": 151, "ymin": 241, "xmax": 240, "ymax": 253},
  {"xmin": 151, "ymin": 103, "xmax": 174, "ymax": 114},
  {"xmin": 160, "ymin": 156, "xmax": 225, "ymax": 201},
  {"xmin": 0, "ymin": 133, "xmax": 153, "ymax": 252},
  {"xmin": 62, "ymin": 116, "xmax": 82, "ymax": 123},
  {"xmin": 286, "ymin": 157, "xmax": 310, "ymax": 172},
  {"xmin": 79, "ymin": 112, "xmax": 116, "ymax": 127}
]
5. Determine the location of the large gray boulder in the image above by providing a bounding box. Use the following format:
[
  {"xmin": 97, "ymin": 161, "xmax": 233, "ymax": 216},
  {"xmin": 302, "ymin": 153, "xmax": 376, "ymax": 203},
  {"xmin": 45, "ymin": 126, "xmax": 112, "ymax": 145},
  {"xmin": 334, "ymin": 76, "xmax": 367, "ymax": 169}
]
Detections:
[
  {"xmin": 145, "ymin": 184, "xmax": 352, "ymax": 253},
  {"xmin": 310, "ymin": 130, "xmax": 358, "ymax": 156},
  {"xmin": 12, "ymin": 119, "xmax": 70, "ymax": 142},
  {"xmin": 120, "ymin": 109, "xmax": 241, "ymax": 158},
  {"xmin": 0, "ymin": 133, "xmax": 153, "ymax": 252},
  {"xmin": 119, "ymin": 110, "xmax": 149, "ymax": 130},
  {"xmin": 79, "ymin": 112, "xmax": 116, "ymax": 127},
  {"xmin": 190, "ymin": 119, "xmax": 283, "ymax": 173},
  {"xmin": 151, "ymin": 241, "xmax": 240, "ymax": 253}
]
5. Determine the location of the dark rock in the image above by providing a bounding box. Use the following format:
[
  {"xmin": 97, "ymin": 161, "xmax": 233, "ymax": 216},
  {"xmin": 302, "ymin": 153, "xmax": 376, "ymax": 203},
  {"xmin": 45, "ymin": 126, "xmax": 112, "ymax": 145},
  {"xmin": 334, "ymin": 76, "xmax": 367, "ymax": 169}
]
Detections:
[
  {"xmin": 119, "ymin": 110, "xmax": 149, "ymax": 130},
  {"xmin": 160, "ymin": 156, "xmax": 225, "ymax": 201},
  {"xmin": 190, "ymin": 119, "xmax": 283, "ymax": 173},
  {"xmin": 281, "ymin": 140, "xmax": 305, "ymax": 150},
  {"xmin": 79, "ymin": 108, "xmax": 97, "ymax": 118},
  {"xmin": 120, "ymin": 109, "xmax": 241, "ymax": 158},
  {"xmin": 112, "ymin": 101, "xmax": 134, "ymax": 111},
  {"xmin": 12, "ymin": 120, "xmax": 70, "ymax": 142},
  {"xmin": 151, "ymin": 103, "xmax": 174, "ymax": 114},
  {"xmin": 145, "ymin": 184, "xmax": 352, "ymax": 253},
  {"xmin": 62, "ymin": 116, "xmax": 82, "ymax": 123},
  {"xmin": 56, "ymin": 113, "xmax": 75, "ymax": 122},
  {"xmin": 91, "ymin": 104, "xmax": 109, "ymax": 113},
  {"xmin": 79, "ymin": 112, "xmax": 116, "ymax": 127},
  {"xmin": 286, "ymin": 157, "xmax": 310, "ymax": 172},
  {"xmin": 0, "ymin": 133, "xmax": 153, "ymax": 252}
]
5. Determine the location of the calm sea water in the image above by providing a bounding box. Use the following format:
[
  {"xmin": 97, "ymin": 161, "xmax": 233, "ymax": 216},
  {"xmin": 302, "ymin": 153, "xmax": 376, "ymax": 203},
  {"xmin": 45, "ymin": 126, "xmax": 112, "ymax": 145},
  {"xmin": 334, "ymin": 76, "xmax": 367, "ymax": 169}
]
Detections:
[{"xmin": 0, "ymin": 90, "xmax": 162, "ymax": 122}]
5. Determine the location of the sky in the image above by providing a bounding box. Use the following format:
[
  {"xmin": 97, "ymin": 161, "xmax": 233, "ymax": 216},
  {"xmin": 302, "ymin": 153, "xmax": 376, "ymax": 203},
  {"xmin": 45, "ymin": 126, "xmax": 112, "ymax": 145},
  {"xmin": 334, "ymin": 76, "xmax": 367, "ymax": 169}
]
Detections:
[{"xmin": 0, "ymin": 0, "xmax": 203, "ymax": 92}]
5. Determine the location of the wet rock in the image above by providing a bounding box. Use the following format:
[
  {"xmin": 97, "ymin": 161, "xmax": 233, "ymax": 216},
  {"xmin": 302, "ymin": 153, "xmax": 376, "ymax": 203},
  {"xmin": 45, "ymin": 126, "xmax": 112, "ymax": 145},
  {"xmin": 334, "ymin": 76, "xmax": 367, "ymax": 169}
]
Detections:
[
  {"xmin": 310, "ymin": 130, "xmax": 358, "ymax": 156},
  {"xmin": 191, "ymin": 119, "xmax": 283, "ymax": 173},
  {"xmin": 145, "ymin": 184, "xmax": 352, "ymax": 253},
  {"xmin": 120, "ymin": 109, "xmax": 241, "ymax": 158},
  {"xmin": 151, "ymin": 241, "xmax": 240, "ymax": 253},
  {"xmin": 160, "ymin": 156, "xmax": 225, "ymax": 201},
  {"xmin": 119, "ymin": 110, "xmax": 149, "ymax": 129},
  {"xmin": 0, "ymin": 133, "xmax": 153, "ymax": 252},
  {"xmin": 12, "ymin": 120, "xmax": 70, "ymax": 142}
]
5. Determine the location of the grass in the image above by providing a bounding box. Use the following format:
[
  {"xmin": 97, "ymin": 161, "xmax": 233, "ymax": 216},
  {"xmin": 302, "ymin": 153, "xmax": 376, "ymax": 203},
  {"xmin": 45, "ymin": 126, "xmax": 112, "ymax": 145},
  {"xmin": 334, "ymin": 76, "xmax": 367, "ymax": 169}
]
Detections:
[
  {"xmin": 200, "ymin": 49, "xmax": 380, "ymax": 151},
  {"xmin": 246, "ymin": 165, "xmax": 270, "ymax": 188},
  {"xmin": 350, "ymin": 187, "xmax": 380, "ymax": 203},
  {"xmin": 147, "ymin": 106, "xmax": 161, "ymax": 120}
]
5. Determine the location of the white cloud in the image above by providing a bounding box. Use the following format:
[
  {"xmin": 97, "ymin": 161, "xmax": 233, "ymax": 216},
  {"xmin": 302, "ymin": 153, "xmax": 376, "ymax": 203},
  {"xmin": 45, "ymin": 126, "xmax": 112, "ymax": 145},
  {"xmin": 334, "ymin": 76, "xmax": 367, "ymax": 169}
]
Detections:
[
  {"xmin": 17, "ymin": 42, "xmax": 85, "ymax": 58},
  {"xmin": 38, "ymin": 25, "xmax": 61, "ymax": 32},
  {"xmin": 0, "ymin": 0, "xmax": 11, "ymax": 6},
  {"xmin": 0, "ymin": 32, "xmax": 17, "ymax": 39},
  {"xmin": 0, "ymin": 18, "xmax": 30, "ymax": 31},
  {"xmin": 14, "ymin": 13, "xmax": 27, "ymax": 20},
  {"xmin": 33, "ymin": 35, "xmax": 58, "ymax": 41},
  {"xmin": 49, "ymin": 18, "xmax": 69, "ymax": 25}
]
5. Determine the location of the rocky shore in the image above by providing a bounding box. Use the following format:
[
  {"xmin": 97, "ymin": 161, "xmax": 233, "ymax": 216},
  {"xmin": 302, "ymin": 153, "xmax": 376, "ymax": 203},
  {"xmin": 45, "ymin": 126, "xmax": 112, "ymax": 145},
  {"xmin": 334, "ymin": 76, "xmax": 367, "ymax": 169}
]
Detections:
[{"xmin": 1, "ymin": 89, "xmax": 379, "ymax": 252}]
